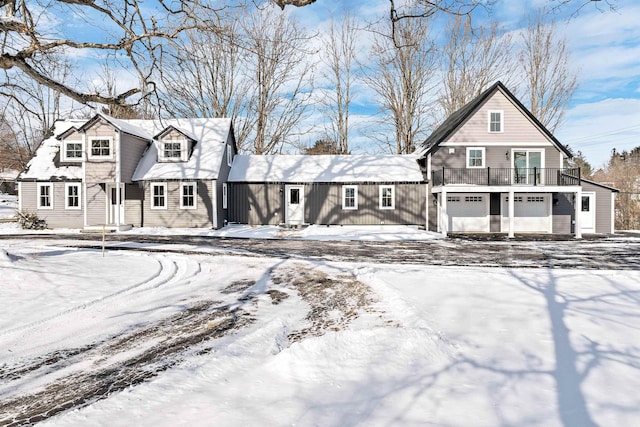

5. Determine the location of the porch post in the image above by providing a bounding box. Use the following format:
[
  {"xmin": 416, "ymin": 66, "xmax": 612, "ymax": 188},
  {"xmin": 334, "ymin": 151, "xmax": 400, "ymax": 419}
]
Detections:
[
  {"xmin": 508, "ymin": 189, "xmax": 515, "ymax": 238},
  {"xmin": 574, "ymin": 188, "xmax": 582, "ymax": 238},
  {"xmin": 441, "ymin": 190, "xmax": 448, "ymax": 237}
]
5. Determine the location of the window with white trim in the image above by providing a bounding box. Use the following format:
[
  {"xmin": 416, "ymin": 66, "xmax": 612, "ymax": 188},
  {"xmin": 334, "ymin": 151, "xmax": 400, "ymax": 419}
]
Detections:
[
  {"xmin": 342, "ymin": 185, "xmax": 358, "ymax": 210},
  {"xmin": 63, "ymin": 141, "xmax": 83, "ymax": 161},
  {"xmin": 447, "ymin": 196, "xmax": 461, "ymax": 202},
  {"xmin": 180, "ymin": 182, "xmax": 197, "ymax": 209},
  {"xmin": 226, "ymin": 144, "xmax": 233, "ymax": 167},
  {"xmin": 151, "ymin": 183, "xmax": 167, "ymax": 209},
  {"xmin": 65, "ymin": 183, "xmax": 81, "ymax": 209},
  {"xmin": 37, "ymin": 183, "xmax": 53, "ymax": 209},
  {"xmin": 379, "ymin": 185, "xmax": 395, "ymax": 209},
  {"xmin": 223, "ymin": 183, "xmax": 228, "ymax": 209},
  {"xmin": 89, "ymin": 138, "xmax": 112, "ymax": 158},
  {"xmin": 527, "ymin": 196, "xmax": 545, "ymax": 203},
  {"xmin": 164, "ymin": 142, "xmax": 182, "ymax": 159},
  {"xmin": 466, "ymin": 147, "xmax": 485, "ymax": 168},
  {"xmin": 488, "ymin": 110, "xmax": 503, "ymax": 133}
]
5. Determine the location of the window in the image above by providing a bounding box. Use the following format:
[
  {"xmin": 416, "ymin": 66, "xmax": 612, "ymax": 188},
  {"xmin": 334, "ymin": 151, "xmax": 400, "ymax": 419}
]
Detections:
[
  {"xmin": 65, "ymin": 183, "xmax": 81, "ymax": 209},
  {"xmin": 342, "ymin": 185, "xmax": 358, "ymax": 210},
  {"xmin": 180, "ymin": 182, "xmax": 196, "ymax": 209},
  {"xmin": 89, "ymin": 138, "xmax": 112, "ymax": 158},
  {"xmin": 488, "ymin": 110, "xmax": 503, "ymax": 133},
  {"xmin": 226, "ymin": 144, "xmax": 233, "ymax": 167},
  {"xmin": 222, "ymin": 183, "xmax": 228, "ymax": 209},
  {"xmin": 151, "ymin": 183, "xmax": 167, "ymax": 209},
  {"xmin": 464, "ymin": 196, "xmax": 483, "ymax": 202},
  {"xmin": 37, "ymin": 183, "xmax": 53, "ymax": 209},
  {"xmin": 513, "ymin": 150, "xmax": 544, "ymax": 184},
  {"xmin": 63, "ymin": 142, "xmax": 83, "ymax": 161},
  {"xmin": 581, "ymin": 196, "xmax": 590, "ymax": 212},
  {"xmin": 447, "ymin": 196, "xmax": 461, "ymax": 202},
  {"xmin": 466, "ymin": 147, "xmax": 485, "ymax": 168},
  {"xmin": 379, "ymin": 185, "xmax": 395, "ymax": 209},
  {"xmin": 163, "ymin": 142, "xmax": 182, "ymax": 160},
  {"xmin": 527, "ymin": 196, "xmax": 545, "ymax": 203}
]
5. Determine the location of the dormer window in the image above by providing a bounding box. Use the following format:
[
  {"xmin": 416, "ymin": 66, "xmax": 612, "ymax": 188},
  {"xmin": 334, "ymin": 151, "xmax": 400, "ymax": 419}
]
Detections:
[
  {"xmin": 62, "ymin": 141, "xmax": 83, "ymax": 161},
  {"xmin": 488, "ymin": 110, "xmax": 503, "ymax": 133},
  {"xmin": 159, "ymin": 139, "xmax": 188, "ymax": 162}
]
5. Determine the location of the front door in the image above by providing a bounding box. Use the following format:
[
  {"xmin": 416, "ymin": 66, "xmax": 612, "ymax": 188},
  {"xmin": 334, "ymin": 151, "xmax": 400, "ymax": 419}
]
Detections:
[
  {"xmin": 285, "ymin": 185, "xmax": 304, "ymax": 225},
  {"xmin": 580, "ymin": 192, "xmax": 596, "ymax": 233},
  {"xmin": 107, "ymin": 184, "xmax": 125, "ymax": 225}
]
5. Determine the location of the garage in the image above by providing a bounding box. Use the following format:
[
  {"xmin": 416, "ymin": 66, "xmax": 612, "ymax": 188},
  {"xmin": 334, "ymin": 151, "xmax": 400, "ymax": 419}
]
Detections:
[
  {"xmin": 446, "ymin": 194, "xmax": 490, "ymax": 232},
  {"xmin": 501, "ymin": 194, "xmax": 552, "ymax": 233}
]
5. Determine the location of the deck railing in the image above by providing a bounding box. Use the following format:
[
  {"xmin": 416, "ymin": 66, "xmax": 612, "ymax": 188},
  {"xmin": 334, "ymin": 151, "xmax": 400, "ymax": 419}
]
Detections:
[{"xmin": 431, "ymin": 167, "xmax": 581, "ymax": 187}]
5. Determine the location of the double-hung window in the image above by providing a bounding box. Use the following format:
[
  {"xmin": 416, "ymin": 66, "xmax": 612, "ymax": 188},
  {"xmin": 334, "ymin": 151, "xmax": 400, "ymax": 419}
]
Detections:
[
  {"xmin": 180, "ymin": 182, "xmax": 197, "ymax": 209},
  {"xmin": 64, "ymin": 142, "xmax": 83, "ymax": 161},
  {"xmin": 163, "ymin": 142, "xmax": 182, "ymax": 160},
  {"xmin": 89, "ymin": 138, "xmax": 112, "ymax": 158},
  {"xmin": 151, "ymin": 183, "xmax": 167, "ymax": 209},
  {"xmin": 379, "ymin": 185, "xmax": 395, "ymax": 210},
  {"xmin": 37, "ymin": 183, "xmax": 53, "ymax": 209},
  {"xmin": 488, "ymin": 110, "xmax": 503, "ymax": 133},
  {"xmin": 65, "ymin": 183, "xmax": 81, "ymax": 209},
  {"xmin": 342, "ymin": 185, "xmax": 358, "ymax": 210},
  {"xmin": 466, "ymin": 147, "xmax": 485, "ymax": 168}
]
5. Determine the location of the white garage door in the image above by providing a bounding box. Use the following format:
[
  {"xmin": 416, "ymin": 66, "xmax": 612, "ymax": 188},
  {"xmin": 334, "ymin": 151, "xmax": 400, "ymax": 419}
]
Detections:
[
  {"xmin": 501, "ymin": 194, "xmax": 551, "ymax": 233},
  {"xmin": 447, "ymin": 194, "xmax": 489, "ymax": 232}
]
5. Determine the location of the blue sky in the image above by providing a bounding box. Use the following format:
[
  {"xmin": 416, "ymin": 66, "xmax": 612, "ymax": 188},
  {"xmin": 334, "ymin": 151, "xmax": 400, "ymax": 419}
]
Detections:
[{"xmin": 284, "ymin": 0, "xmax": 640, "ymax": 167}]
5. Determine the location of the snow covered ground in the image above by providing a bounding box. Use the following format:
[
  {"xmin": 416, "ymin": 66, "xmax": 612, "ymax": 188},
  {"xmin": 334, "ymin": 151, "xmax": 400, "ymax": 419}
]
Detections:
[
  {"xmin": 1, "ymin": 238, "xmax": 639, "ymax": 426},
  {"xmin": 0, "ymin": 193, "xmax": 17, "ymax": 220}
]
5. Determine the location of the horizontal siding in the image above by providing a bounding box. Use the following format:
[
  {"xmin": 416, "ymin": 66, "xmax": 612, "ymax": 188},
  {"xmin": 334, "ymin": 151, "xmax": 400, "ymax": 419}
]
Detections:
[
  {"xmin": 125, "ymin": 184, "xmax": 143, "ymax": 227},
  {"xmin": 447, "ymin": 90, "xmax": 552, "ymax": 143},
  {"xmin": 142, "ymin": 180, "xmax": 213, "ymax": 228},
  {"xmin": 86, "ymin": 183, "xmax": 106, "ymax": 226},
  {"xmin": 121, "ymin": 134, "xmax": 148, "ymax": 183},
  {"xmin": 85, "ymin": 120, "xmax": 117, "ymax": 182},
  {"xmin": 229, "ymin": 183, "xmax": 426, "ymax": 226},
  {"xmin": 20, "ymin": 181, "xmax": 83, "ymax": 228},
  {"xmin": 431, "ymin": 145, "xmax": 562, "ymax": 170}
]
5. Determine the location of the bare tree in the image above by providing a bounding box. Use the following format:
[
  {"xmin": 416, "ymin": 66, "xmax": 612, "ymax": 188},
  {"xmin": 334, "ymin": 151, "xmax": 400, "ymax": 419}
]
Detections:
[
  {"xmin": 0, "ymin": 55, "xmax": 76, "ymax": 168},
  {"xmin": 439, "ymin": 16, "xmax": 514, "ymax": 116},
  {"xmin": 159, "ymin": 11, "xmax": 255, "ymax": 151},
  {"xmin": 364, "ymin": 16, "xmax": 438, "ymax": 154},
  {"xmin": 319, "ymin": 12, "xmax": 358, "ymax": 154},
  {"xmin": 595, "ymin": 148, "xmax": 640, "ymax": 230},
  {"xmin": 242, "ymin": 6, "xmax": 315, "ymax": 154},
  {"xmin": 518, "ymin": 10, "xmax": 578, "ymax": 132},
  {"xmin": 0, "ymin": 0, "xmax": 217, "ymax": 108}
]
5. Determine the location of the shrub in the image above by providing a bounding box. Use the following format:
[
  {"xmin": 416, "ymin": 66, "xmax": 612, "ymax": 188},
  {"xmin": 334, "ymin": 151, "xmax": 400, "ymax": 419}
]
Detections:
[{"xmin": 18, "ymin": 210, "xmax": 47, "ymax": 230}]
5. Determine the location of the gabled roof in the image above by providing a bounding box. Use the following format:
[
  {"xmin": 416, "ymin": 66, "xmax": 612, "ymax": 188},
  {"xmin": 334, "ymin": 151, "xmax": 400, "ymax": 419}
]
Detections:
[
  {"xmin": 417, "ymin": 81, "xmax": 573, "ymax": 158},
  {"xmin": 581, "ymin": 178, "xmax": 619, "ymax": 193},
  {"xmin": 79, "ymin": 112, "xmax": 154, "ymax": 140},
  {"xmin": 228, "ymin": 154, "xmax": 425, "ymax": 183},
  {"xmin": 153, "ymin": 125, "xmax": 198, "ymax": 142},
  {"xmin": 132, "ymin": 118, "xmax": 233, "ymax": 181}
]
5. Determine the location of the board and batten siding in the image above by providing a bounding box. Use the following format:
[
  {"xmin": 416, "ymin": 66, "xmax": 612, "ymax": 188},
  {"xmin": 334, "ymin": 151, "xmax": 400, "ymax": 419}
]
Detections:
[
  {"xmin": 84, "ymin": 120, "xmax": 117, "ymax": 183},
  {"xmin": 446, "ymin": 90, "xmax": 550, "ymax": 144},
  {"xmin": 20, "ymin": 181, "xmax": 84, "ymax": 228},
  {"xmin": 120, "ymin": 133, "xmax": 149, "ymax": 183},
  {"xmin": 142, "ymin": 180, "xmax": 214, "ymax": 228},
  {"xmin": 215, "ymin": 132, "xmax": 236, "ymax": 227},
  {"xmin": 228, "ymin": 183, "xmax": 426, "ymax": 226}
]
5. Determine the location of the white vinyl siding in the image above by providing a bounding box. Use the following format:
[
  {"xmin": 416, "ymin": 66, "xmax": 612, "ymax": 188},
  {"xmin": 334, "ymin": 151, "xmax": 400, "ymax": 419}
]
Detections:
[
  {"xmin": 37, "ymin": 183, "xmax": 53, "ymax": 209},
  {"xmin": 151, "ymin": 183, "xmax": 167, "ymax": 209},
  {"xmin": 342, "ymin": 185, "xmax": 358, "ymax": 210},
  {"xmin": 65, "ymin": 183, "xmax": 81, "ymax": 210},
  {"xmin": 379, "ymin": 185, "xmax": 395, "ymax": 210}
]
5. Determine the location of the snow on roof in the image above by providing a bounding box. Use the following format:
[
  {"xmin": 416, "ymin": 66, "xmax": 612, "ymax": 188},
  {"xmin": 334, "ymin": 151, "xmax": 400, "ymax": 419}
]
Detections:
[
  {"xmin": 19, "ymin": 120, "xmax": 85, "ymax": 181},
  {"xmin": 132, "ymin": 118, "xmax": 232, "ymax": 181},
  {"xmin": 228, "ymin": 154, "xmax": 424, "ymax": 183},
  {"xmin": 93, "ymin": 112, "xmax": 154, "ymax": 140},
  {"xmin": 0, "ymin": 169, "xmax": 20, "ymax": 180}
]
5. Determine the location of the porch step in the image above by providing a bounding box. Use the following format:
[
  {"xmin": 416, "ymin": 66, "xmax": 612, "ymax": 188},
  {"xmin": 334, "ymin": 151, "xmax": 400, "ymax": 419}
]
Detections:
[{"xmin": 278, "ymin": 223, "xmax": 309, "ymax": 230}]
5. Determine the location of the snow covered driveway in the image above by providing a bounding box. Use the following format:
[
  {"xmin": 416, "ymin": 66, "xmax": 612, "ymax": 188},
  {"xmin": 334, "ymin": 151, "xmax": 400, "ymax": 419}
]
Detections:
[{"xmin": 0, "ymin": 238, "xmax": 639, "ymax": 426}]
